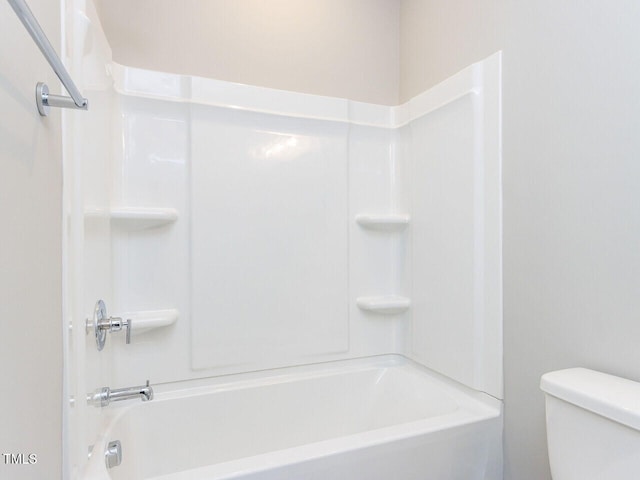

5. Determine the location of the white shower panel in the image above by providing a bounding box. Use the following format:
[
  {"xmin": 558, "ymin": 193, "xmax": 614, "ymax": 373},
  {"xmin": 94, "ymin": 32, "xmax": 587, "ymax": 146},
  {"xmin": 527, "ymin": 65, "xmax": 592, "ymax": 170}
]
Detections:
[
  {"xmin": 409, "ymin": 55, "xmax": 502, "ymax": 399},
  {"xmin": 411, "ymin": 96, "xmax": 476, "ymax": 387},
  {"xmin": 191, "ymin": 108, "xmax": 350, "ymax": 370}
]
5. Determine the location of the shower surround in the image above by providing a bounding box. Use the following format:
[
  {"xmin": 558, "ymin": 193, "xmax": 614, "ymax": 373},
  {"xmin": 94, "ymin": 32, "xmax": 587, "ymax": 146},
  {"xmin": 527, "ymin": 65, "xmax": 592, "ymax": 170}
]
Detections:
[{"xmin": 64, "ymin": 3, "xmax": 502, "ymax": 479}]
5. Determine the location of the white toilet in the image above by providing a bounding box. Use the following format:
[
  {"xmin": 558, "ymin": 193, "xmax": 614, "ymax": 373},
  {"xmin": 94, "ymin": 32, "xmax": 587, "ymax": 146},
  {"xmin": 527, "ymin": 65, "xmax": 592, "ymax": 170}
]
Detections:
[{"xmin": 541, "ymin": 368, "xmax": 640, "ymax": 479}]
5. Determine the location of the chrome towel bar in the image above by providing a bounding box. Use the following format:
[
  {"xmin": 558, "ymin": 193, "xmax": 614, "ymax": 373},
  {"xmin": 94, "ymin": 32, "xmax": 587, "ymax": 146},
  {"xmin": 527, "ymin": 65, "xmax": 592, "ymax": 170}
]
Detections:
[{"xmin": 7, "ymin": 0, "xmax": 88, "ymax": 115}]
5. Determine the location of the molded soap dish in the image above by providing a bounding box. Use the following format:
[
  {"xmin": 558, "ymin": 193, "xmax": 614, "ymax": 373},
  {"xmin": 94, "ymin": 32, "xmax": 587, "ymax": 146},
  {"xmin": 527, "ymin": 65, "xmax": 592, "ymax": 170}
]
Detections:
[{"xmin": 356, "ymin": 296, "xmax": 411, "ymax": 314}]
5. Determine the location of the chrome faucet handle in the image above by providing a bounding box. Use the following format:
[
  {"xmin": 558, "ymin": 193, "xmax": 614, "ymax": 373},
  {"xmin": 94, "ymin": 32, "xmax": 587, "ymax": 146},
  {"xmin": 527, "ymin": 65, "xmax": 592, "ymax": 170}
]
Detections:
[
  {"xmin": 106, "ymin": 317, "xmax": 131, "ymax": 343},
  {"xmin": 87, "ymin": 300, "xmax": 133, "ymax": 350}
]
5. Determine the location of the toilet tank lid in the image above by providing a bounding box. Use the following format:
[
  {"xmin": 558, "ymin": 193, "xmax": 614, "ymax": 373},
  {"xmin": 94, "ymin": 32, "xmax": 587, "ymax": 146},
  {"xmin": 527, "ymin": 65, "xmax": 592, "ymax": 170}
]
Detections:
[{"xmin": 541, "ymin": 368, "xmax": 640, "ymax": 432}]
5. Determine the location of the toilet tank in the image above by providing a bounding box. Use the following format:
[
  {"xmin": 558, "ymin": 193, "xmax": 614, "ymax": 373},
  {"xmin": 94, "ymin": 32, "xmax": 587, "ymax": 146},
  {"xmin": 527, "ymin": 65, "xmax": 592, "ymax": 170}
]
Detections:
[{"xmin": 540, "ymin": 368, "xmax": 640, "ymax": 480}]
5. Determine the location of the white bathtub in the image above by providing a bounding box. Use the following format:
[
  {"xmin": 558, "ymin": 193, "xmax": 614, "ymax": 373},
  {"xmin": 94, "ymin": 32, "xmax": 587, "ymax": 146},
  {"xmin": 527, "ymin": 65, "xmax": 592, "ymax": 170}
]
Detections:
[{"xmin": 83, "ymin": 356, "xmax": 502, "ymax": 480}]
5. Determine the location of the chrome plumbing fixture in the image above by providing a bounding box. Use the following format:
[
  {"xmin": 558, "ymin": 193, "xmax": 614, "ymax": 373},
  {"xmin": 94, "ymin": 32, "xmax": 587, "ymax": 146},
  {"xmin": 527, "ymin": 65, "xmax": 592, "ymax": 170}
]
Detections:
[
  {"xmin": 88, "ymin": 380, "xmax": 153, "ymax": 408},
  {"xmin": 105, "ymin": 440, "xmax": 122, "ymax": 469},
  {"xmin": 87, "ymin": 300, "xmax": 132, "ymax": 351}
]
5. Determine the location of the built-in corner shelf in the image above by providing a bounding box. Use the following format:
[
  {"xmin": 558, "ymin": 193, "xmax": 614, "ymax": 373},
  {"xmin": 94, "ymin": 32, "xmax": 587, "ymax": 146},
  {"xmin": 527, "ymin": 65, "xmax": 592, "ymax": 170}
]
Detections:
[
  {"xmin": 355, "ymin": 214, "xmax": 410, "ymax": 231},
  {"xmin": 124, "ymin": 309, "xmax": 179, "ymax": 333},
  {"xmin": 356, "ymin": 295, "xmax": 411, "ymax": 314},
  {"xmin": 85, "ymin": 207, "xmax": 179, "ymax": 230}
]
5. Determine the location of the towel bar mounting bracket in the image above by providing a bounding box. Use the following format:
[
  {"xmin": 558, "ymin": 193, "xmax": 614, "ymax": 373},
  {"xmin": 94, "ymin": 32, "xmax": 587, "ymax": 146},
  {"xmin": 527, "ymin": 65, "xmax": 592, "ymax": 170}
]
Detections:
[{"xmin": 36, "ymin": 82, "xmax": 88, "ymax": 116}]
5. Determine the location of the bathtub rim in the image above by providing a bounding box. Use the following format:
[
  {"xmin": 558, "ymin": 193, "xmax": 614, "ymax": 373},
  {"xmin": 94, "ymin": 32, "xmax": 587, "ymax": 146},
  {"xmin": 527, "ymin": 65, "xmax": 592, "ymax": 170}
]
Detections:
[{"xmin": 107, "ymin": 354, "xmax": 500, "ymax": 412}]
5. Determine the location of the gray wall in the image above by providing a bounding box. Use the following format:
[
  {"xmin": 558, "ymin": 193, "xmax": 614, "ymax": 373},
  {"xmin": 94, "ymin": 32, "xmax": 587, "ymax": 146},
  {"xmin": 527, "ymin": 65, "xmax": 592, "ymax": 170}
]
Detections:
[
  {"xmin": 0, "ymin": 0, "xmax": 63, "ymax": 479},
  {"xmin": 502, "ymin": 2, "xmax": 640, "ymax": 478},
  {"xmin": 401, "ymin": 1, "xmax": 640, "ymax": 479}
]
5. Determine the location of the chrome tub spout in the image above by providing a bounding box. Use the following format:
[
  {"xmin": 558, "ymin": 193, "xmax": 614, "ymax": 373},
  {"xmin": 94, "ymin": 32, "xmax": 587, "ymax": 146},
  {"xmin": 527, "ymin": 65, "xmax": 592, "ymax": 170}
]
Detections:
[{"xmin": 88, "ymin": 380, "xmax": 153, "ymax": 407}]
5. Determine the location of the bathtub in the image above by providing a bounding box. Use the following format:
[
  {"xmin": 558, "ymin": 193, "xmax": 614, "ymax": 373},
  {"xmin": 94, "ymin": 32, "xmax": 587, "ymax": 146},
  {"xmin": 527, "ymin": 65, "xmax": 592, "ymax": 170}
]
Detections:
[{"xmin": 83, "ymin": 355, "xmax": 502, "ymax": 480}]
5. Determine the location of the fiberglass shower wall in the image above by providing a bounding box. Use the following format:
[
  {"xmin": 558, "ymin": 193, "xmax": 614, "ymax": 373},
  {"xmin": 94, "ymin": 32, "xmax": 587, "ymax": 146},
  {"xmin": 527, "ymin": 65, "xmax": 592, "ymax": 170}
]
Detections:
[
  {"xmin": 97, "ymin": 54, "xmax": 500, "ymax": 395},
  {"xmin": 106, "ymin": 68, "xmax": 409, "ymax": 384}
]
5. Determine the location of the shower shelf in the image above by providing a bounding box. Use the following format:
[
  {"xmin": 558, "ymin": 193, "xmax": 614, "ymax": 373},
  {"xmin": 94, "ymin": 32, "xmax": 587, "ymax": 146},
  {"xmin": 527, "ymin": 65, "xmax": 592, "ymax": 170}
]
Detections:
[
  {"xmin": 355, "ymin": 214, "xmax": 410, "ymax": 231},
  {"xmin": 122, "ymin": 309, "xmax": 179, "ymax": 333},
  {"xmin": 84, "ymin": 207, "xmax": 178, "ymax": 230},
  {"xmin": 356, "ymin": 295, "xmax": 411, "ymax": 314}
]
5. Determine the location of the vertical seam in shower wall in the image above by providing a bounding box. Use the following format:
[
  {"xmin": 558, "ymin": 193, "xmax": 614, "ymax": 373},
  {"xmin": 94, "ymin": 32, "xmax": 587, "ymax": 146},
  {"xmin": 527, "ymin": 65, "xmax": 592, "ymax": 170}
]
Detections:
[
  {"xmin": 186, "ymin": 75, "xmax": 195, "ymax": 368},
  {"xmin": 346, "ymin": 103, "xmax": 353, "ymax": 355},
  {"xmin": 405, "ymin": 122, "xmax": 414, "ymax": 358},
  {"xmin": 388, "ymin": 131, "xmax": 405, "ymax": 354},
  {"xmin": 388, "ymin": 134, "xmax": 396, "ymax": 298},
  {"xmin": 388, "ymin": 133, "xmax": 397, "ymax": 350}
]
